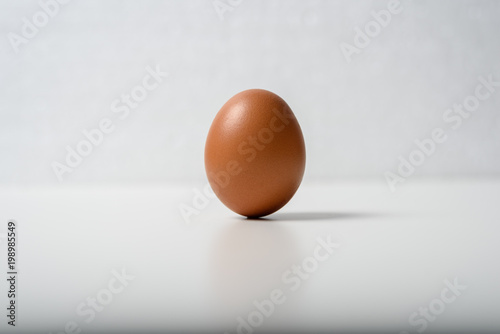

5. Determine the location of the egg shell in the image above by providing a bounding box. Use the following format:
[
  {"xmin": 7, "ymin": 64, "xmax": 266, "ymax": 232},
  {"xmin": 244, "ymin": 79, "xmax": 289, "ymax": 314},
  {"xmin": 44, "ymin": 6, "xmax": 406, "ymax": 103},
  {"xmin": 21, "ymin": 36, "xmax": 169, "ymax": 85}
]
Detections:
[{"xmin": 204, "ymin": 89, "xmax": 306, "ymax": 218}]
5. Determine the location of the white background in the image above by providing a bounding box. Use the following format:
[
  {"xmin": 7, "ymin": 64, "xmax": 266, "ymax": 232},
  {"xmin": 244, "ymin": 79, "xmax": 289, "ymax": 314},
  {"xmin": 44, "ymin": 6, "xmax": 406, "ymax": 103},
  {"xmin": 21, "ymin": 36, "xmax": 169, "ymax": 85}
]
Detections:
[
  {"xmin": 1, "ymin": 0, "xmax": 499, "ymax": 185},
  {"xmin": 1, "ymin": 2, "xmax": 500, "ymax": 334}
]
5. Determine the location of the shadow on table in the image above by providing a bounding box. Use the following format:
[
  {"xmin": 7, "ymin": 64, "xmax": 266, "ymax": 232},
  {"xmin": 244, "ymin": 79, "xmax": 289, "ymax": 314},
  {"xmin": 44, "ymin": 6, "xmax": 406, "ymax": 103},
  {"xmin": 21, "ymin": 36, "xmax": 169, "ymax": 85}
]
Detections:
[{"xmin": 246, "ymin": 211, "xmax": 384, "ymax": 221}]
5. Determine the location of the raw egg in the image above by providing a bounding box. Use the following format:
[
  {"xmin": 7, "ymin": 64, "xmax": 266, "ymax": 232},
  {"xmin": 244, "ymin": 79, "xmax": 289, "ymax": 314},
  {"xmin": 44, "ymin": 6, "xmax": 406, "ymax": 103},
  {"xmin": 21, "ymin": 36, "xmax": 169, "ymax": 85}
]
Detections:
[{"xmin": 204, "ymin": 89, "xmax": 306, "ymax": 218}]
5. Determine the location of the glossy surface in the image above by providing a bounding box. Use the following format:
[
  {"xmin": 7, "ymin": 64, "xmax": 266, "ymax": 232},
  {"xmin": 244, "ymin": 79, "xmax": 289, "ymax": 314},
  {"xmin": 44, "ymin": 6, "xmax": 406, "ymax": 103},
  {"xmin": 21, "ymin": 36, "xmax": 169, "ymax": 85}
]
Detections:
[
  {"xmin": 1, "ymin": 180, "xmax": 499, "ymax": 332},
  {"xmin": 205, "ymin": 89, "xmax": 306, "ymax": 217}
]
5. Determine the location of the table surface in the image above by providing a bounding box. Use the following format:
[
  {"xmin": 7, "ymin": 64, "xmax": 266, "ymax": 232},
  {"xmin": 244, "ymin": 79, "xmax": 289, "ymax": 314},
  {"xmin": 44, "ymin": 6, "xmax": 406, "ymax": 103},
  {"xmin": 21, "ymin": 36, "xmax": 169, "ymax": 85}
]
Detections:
[{"xmin": 0, "ymin": 179, "xmax": 499, "ymax": 333}]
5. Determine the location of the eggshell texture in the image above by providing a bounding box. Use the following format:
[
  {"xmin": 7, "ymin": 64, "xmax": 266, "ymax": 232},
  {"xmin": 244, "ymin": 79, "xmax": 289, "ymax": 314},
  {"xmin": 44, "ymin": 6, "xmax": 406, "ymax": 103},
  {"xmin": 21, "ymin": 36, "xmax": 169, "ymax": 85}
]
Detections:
[{"xmin": 205, "ymin": 89, "xmax": 306, "ymax": 218}]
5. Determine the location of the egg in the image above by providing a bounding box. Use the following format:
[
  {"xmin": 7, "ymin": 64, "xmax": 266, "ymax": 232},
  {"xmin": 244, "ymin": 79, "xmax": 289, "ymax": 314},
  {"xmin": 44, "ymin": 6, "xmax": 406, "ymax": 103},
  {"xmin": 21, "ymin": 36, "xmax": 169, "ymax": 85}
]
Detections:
[{"xmin": 204, "ymin": 89, "xmax": 306, "ymax": 218}]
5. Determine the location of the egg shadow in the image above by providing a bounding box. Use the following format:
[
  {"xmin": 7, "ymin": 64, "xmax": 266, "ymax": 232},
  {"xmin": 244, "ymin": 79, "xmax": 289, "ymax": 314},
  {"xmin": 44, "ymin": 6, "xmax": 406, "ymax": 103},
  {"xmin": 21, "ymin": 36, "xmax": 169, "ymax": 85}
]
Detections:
[{"xmin": 245, "ymin": 211, "xmax": 385, "ymax": 222}]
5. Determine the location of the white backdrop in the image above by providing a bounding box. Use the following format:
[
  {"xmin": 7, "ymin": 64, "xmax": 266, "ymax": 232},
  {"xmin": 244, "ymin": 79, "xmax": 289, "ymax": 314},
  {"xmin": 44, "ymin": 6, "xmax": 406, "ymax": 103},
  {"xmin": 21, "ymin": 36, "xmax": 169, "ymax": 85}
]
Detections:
[{"xmin": 1, "ymin": 0, "xmax": 499, "ymax": 185}]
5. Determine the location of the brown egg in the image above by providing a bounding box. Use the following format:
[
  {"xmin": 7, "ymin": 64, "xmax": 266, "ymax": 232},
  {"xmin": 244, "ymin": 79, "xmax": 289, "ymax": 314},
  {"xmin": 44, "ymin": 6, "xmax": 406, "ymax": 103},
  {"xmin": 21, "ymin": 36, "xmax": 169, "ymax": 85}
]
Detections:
[{"xmin": 204, "ymin": 89, "xmax": 306, "ymax": 218}]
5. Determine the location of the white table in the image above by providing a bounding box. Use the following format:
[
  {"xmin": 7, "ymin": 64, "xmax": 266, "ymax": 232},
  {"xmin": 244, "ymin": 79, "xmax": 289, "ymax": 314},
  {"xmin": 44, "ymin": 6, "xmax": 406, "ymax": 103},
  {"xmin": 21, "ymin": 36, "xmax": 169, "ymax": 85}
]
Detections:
[{"xmin": 1, "ymin": 179, "xmax": 499, "ymax": 333}]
